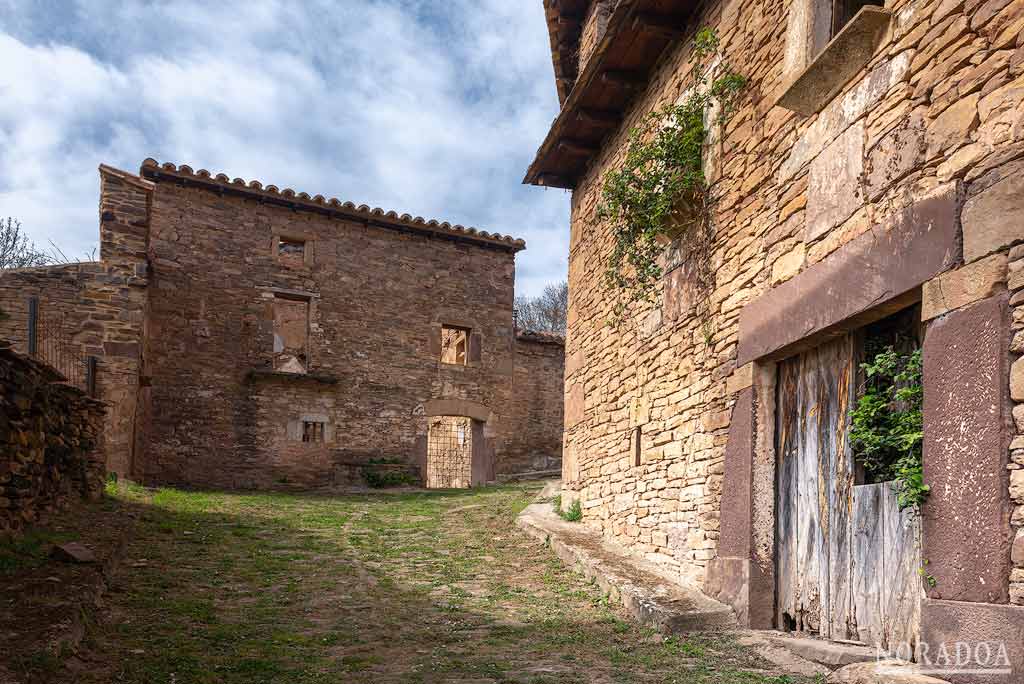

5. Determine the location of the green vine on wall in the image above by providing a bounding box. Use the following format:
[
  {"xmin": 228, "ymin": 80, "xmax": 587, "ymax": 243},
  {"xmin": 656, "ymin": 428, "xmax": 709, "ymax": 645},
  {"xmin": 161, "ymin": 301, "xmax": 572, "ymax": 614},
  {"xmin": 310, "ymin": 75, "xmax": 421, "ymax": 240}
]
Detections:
[
  {"xmin": 598, "ymin": 28, "xmax": 746, "ymax": 320},
  {"xmin": 850, "ymin": 346, "xmax": 928, "ymax": 510}
]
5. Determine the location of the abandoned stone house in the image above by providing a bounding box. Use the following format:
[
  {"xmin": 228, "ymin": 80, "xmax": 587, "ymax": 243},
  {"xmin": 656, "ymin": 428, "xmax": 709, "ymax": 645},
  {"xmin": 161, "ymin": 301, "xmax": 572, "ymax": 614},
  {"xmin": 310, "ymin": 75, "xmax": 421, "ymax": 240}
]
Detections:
[
  {"xmin": 0, "ymin": 159, "xmax": 564, "ymax": 490},
  {"xmin": 529, "ymin": 0, "xmax": 1024, "ymax": 676}
]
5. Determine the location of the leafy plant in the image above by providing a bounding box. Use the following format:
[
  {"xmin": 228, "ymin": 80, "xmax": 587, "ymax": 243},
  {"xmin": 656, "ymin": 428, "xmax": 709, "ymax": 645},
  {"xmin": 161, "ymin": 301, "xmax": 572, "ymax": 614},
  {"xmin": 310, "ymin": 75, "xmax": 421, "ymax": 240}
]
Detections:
[
  {"xmin": 850, "ymin": 345, "xmax": 928, "ymax": 510},
  {"xmin": 362, "ymin": 465, "xmax": 418, "ymax": 488},
  {"xmin": 598, "ymin": 28, "xmax": 746, "ymax": 319},
  {"xmin": 557, "ymin": 497, "xmax": 581, "ymax": 524}
]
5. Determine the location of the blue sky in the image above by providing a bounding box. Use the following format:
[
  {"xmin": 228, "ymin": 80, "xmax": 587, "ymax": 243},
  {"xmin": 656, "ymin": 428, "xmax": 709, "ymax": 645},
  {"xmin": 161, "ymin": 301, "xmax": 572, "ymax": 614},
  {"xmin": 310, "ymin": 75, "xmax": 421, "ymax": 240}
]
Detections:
[{"xmin": 0, "ymin": 0, "xmax": 570, "ymax": 296}]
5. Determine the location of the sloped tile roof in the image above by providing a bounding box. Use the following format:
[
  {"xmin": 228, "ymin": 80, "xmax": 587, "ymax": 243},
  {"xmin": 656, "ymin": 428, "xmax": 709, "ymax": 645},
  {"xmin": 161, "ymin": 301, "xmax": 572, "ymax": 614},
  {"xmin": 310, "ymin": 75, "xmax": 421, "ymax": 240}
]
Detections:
[{"xmin": 139, "ymin": 159, "xmax": 527, "ymax": 252}]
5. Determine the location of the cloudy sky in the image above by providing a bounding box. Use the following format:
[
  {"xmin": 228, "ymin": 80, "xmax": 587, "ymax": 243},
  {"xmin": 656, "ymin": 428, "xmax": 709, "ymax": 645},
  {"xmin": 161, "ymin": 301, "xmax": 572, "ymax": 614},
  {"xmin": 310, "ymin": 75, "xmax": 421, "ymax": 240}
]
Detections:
[{"xmin": 0, "ymin": 0, "xmax": 570, "ymax": 296}]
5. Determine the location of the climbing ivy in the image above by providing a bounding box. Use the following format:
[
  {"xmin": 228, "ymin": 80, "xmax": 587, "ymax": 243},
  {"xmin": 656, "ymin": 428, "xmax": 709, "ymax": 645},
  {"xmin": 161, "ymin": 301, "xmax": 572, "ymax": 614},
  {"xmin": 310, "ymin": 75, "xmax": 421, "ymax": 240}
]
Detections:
[
  {"xmin": 598, "ymin": 27, "xmax": 746, "ymax": 320},
  {"xmin": 850, "ymin": 346, "xmax": 928, "ymax": 510}
]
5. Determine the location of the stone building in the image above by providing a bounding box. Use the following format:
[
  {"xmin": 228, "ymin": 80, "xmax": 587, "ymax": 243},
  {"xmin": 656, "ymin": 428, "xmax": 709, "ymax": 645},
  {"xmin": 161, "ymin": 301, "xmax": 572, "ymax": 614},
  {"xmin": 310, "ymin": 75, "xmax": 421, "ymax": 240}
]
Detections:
[
  {"xmin": 0, "ymin": 159, "xmax": 564, "ymax": 490},
  {"xmin": 528, "ymin": 0, "xmax": 1023, "ymax": 676}
]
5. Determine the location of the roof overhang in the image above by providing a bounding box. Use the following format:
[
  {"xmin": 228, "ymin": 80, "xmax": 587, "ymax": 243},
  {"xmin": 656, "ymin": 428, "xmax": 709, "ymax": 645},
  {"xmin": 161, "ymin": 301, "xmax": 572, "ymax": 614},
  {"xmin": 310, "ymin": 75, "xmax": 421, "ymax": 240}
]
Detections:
[
  {"xmin": 526, "ymin": 0, "xmax": 698, "ymax": 189},
  {"xmin": 543, "ymin": 0, "xmax": 590, "ymax": 105}
]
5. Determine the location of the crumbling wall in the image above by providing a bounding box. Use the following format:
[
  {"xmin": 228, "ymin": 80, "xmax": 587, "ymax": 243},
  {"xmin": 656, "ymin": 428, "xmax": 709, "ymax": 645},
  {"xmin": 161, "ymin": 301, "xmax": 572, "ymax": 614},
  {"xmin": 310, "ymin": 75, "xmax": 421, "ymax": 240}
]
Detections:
[
  {"xmin": 0, "ymin": 342, "xmax": 105, "ymax": 535},
  {"xmin": 0, "ymin": 166, "xmax": 149, "ymax": 478},
  {"xmin": 503, "ymin": 331, "xmax": 565, "ymax": 476}
]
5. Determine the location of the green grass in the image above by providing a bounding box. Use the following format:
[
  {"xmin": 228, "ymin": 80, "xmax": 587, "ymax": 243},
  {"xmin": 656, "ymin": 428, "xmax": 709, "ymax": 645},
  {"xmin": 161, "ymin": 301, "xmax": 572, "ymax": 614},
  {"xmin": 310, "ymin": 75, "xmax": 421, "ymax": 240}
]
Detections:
[{"xmin": 55, "ymin": 483, "xmax": 822, "ymax": 684}]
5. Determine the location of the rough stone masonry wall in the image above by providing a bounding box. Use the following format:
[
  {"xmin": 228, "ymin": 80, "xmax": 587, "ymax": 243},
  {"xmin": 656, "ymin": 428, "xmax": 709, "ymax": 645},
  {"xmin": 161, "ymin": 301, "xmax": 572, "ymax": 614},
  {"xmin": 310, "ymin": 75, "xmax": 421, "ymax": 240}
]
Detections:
[
  {"xmin": 0, "ymin": 167, "xmax": 150, "ymax": 478},
  {"xmin": 0, "ymin": 342, "xmax": 105, "ymax": 535},
  {"xmin": 1010, "ymin": 246, "xmax": 1024, "ymax": 604},
  {"xmin": 503, "ymin": 333, "xmax": 565, "ymax": 476},
  {"xmin": 562, "ymin": 0, "xmax": 1024, "ymax": 587},
  {"xmin": 139, "ymin": 178, "xmax": 518, "ymax": 490}
]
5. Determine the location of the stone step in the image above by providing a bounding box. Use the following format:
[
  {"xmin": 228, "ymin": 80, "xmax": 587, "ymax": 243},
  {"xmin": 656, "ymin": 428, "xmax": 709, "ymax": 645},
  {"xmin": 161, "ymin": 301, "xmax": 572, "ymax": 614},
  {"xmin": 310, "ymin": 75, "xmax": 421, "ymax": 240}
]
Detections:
[{"xmin": 515, "ymin": 492, "xmax": 736, "ymax": 634}]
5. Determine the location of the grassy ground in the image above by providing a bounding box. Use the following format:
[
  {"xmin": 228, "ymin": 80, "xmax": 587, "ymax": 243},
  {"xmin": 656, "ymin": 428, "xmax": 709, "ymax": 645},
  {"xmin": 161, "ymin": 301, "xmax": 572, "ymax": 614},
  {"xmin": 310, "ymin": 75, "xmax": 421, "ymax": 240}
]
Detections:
[{"xmin": 48, "ymin": 482, "xmax": 823, "ymax": 684}]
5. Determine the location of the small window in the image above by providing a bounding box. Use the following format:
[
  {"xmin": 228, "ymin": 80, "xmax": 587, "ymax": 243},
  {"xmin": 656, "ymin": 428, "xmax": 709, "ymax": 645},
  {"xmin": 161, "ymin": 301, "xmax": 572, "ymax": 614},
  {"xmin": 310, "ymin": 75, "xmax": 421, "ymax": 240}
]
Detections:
[
  {"xmin": 829, "ymin": 0, "xmax": 883, "ymax": 41},
  {"xmin": 302, "ymin": 421, "xmax": 326, "ymax": 443},
  {"xmin": 277, "ymin": 237, "xmax": 307, "ymax": 268},
  {"xmin": 440, "ymin": 326, "xmax": 469, "ymax": 365}
]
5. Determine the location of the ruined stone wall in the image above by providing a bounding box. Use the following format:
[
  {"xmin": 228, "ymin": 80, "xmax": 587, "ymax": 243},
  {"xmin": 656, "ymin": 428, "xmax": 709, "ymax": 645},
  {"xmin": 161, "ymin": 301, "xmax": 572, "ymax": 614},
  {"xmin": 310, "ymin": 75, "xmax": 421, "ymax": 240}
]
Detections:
[
  {"xmin": 562, "ymin": 0, "xmax": 1024, "ymax": 588},
  {"xmin": 139, "ymin": 179, "xmax": 518, "ymax": 489},
  {"xmin": 0, "ymin": 342, "xmax": 105, "ymax": 535},
  {"xmin": 503, "ymin": 332, "xmax": 565, "ymax": 476},
  {"xmin": 0, "ymin": 167, "xmax": 150, "ymax": 478}
]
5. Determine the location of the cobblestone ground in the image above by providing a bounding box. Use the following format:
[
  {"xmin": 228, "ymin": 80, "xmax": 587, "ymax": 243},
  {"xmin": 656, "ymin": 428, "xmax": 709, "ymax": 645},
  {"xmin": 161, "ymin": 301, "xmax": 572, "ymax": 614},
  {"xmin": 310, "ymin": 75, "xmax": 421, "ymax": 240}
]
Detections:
[{"xmin": 53, "ymin": 483, "xmax": 820, "ymax": 683}]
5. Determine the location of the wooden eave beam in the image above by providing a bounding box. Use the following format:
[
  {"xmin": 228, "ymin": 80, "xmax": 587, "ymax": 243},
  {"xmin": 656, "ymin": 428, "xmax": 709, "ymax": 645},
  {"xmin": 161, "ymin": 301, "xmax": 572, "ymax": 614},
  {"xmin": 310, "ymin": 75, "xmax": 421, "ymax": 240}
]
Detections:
[
  {"xmin": 559, "ymin": 140, "xmax": 599, "ymax": 157},
  {"xmin": 576, "ymin": 108, "xmax": 621, "ymax": 127},
  {"xmin": 524, "ymin": 0, "xmax": 699, "ymax": 188},
  {"xmin": 631, "ymin": 12, "xmax": 686, "ymax": 40}
]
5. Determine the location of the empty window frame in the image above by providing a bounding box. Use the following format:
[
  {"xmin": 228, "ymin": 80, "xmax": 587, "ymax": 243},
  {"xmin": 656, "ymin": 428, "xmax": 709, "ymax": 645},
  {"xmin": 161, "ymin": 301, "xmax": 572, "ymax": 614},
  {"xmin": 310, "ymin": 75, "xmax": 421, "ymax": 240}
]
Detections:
[
  {"xmin": 273, "ymin": 295, "xmax": 310, "ymax": 373},
  {"xmin": 277, "ymin": 236, "xmax": 308, "ymax": 268},
  {"xmin": 302, "ymin": 420, "xmax": 326, "ymax": 443},
  {"xmin": 440, "ymin": 326, "xmax": 469, "ymax": 365},
  {"xmin": 829, "ymin": 0, "xmax": 883, "ymax": 41}
]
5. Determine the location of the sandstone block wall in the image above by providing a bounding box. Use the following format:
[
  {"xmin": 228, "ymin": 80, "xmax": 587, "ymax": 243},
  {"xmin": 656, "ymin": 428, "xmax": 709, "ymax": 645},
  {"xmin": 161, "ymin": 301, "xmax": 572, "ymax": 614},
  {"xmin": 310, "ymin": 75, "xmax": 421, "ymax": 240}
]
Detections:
[
  {"xmin": 0, "ymin": 342, "xmax": 105, "ymax": 535},
  {"xmin": 137, "ymin": 172, "xmax": 520, "ymax": 489},
  {"xmin": 503, "ymin": 331, "xmax": 565, "ymax": 475},
  {"xmin": 1009, "ymin": 245, "xmax": 1024, "ymax": 605},
  {"xmin": 561, "ymin": 0, "xmax": 1024, "ymax": 590},
  {"xmin": 0, "ymin": 166, "xmax": 150, "ymax": 477}
]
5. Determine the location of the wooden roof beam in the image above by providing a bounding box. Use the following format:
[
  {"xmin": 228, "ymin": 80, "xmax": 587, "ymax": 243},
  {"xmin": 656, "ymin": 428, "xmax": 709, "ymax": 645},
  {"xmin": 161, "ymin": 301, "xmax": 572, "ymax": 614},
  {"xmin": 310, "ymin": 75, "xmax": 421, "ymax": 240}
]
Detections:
[
  {"xmin": 631, "ymin": 13, "xmax": 686, "ymax": 40},
  {"xmin": 576, "ymin": 108, "xmax": 621, "ymax": 128},
  {"xmin": 558, "ymin": 140, "xmax": 599, "ymax": 157},
  {"xmin": 601, "ymin": 70, "xmax": 645, "ymax": 89}
]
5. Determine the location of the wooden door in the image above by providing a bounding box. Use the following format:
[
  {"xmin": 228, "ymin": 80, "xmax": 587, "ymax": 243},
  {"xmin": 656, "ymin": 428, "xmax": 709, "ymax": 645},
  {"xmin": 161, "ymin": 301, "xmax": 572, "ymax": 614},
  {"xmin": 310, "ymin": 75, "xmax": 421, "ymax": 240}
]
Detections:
[{"xmin": 776, "ymin": 335, "xmax": 921, "ymax": 651}]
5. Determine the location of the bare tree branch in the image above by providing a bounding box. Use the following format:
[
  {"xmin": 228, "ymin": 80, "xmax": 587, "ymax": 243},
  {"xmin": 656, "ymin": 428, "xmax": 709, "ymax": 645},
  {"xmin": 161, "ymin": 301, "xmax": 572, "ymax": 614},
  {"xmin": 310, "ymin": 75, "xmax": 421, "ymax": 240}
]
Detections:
[
  {"xmin": 0, "ymin": 217, "xmax": 52, "ymax": 269},
  {"xmin": 514, "ymin": 280, "xmax": 568, "ymax": 334}
]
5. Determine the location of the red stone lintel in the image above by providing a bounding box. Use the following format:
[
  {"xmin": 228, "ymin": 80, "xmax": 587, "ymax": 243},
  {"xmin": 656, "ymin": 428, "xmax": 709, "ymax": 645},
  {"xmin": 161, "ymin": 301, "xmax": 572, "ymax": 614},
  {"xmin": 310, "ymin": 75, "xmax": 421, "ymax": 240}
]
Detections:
[{"xmin": 736, "ymin": 186, "xmax": 961, "ymax": 366}]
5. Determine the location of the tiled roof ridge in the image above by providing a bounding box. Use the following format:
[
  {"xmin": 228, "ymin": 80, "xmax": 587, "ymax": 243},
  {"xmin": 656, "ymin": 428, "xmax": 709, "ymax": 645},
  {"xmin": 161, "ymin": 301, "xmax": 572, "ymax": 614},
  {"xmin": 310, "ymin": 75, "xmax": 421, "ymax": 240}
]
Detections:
[{"xmin": 139, "ymin": 159, "xmax": 527, "ymax": 252}]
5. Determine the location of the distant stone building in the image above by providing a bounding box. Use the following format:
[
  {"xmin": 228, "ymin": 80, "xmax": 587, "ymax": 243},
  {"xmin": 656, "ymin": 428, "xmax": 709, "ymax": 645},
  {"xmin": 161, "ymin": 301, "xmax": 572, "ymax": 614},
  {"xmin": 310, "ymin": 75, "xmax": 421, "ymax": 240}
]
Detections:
[
  {"xmin": 0, "ymin": 159, "xmax": 564, "ymax": 490},
  {"xmin": 528, "ymin": 0, "xmax": 1023, "ymax": 677}
]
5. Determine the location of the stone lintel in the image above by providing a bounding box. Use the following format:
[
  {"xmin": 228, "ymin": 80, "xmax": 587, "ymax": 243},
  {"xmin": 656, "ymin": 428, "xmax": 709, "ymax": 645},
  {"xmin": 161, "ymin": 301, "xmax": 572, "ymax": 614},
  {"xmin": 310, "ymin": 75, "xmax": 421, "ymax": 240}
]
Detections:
[
  {"xmin": 423, "ymin": 398, "xmax": 492, "ymax": 423},
  {"xmin": 737, "ymin": 186, "xmax": 960, "ymax": 366}
]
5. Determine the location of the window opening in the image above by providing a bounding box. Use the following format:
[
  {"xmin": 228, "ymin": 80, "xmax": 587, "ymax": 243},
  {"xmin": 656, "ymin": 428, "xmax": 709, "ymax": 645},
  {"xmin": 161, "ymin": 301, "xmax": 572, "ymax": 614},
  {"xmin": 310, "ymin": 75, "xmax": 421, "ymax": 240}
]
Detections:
[
  {"xmin": 302, "ymin": 421, "xmax": 326, "ymax": 443},
  {"xmin": 634, "ymin": 427, "xmax": 642, "ymax": 467},
  {"xmin": 440, "ymin": 326, "xmax": 469, "ymax": 365},
  {"xmin": 277, "ymin": 237, "xmax": 307, "ymax": 267},
  {"xmin": 830, "ymin": 0, "xmax": 883, "ymax": 39},
  {"xmin": 273, "ymin": 295, "xmax": 310, "ymax": 374}
]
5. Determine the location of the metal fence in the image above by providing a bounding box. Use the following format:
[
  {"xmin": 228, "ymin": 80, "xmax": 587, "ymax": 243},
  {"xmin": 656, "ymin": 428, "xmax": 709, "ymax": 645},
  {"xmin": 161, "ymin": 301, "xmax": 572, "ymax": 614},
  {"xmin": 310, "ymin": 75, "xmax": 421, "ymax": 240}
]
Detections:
[{"xmin": 27, "ymin": 297, "xmax": 97, "ymax": 396}]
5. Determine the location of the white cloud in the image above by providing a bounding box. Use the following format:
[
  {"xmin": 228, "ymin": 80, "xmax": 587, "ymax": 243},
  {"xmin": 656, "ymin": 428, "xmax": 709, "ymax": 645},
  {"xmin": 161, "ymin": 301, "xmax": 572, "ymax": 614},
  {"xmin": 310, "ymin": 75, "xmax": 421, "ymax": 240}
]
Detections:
[{"xmin": 0, "ymin": 0, "xmax": 569, "ymax": 295}]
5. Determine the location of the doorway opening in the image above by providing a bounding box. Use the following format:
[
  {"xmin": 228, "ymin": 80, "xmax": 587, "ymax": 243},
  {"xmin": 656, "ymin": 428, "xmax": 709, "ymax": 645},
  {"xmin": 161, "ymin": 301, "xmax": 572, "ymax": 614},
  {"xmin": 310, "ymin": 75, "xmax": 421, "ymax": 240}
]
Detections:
[
  {"xmin": 426, "ymin": 416, "xmax": 474, "ymax": 489},
  {"xmin": 775, "ymin": 304, "xmax": 923, "ymax": 652}
]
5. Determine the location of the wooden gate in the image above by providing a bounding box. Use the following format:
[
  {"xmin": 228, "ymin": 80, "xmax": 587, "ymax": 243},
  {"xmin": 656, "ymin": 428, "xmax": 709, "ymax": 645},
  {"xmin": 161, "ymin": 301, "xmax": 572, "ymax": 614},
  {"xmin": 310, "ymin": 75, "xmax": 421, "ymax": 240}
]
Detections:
[
  {"xmin": 776, "ymin": 335, "xmax": 921, "ymax": 651},
  {"xmin": 426, "ymin": 416, "xmax": 473, "ymax": 489}
]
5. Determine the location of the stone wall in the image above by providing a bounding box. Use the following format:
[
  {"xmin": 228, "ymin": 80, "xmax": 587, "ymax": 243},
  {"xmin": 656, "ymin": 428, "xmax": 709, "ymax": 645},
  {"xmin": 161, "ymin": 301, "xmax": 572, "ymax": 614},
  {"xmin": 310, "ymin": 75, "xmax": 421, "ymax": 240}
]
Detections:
[
  {"xmin": 0, "ymin": 342, "xmax": 106, "ymax": 535},
  {"xmin": 503, "ymin": 331, "xmax": 565, "ymax": 475},
  {"xmin": 136, "ymin": 169, "xmax": 521, "ymax": 490},
  {"xmin": 0, "ymin": 166, "xmax": 150, "ymax": 478},
  {"xmin": 561, "ymin": 0, "xmax": 1024, "ymax": 591},
  {"xmin": 1010, "ymin": 245, "xmax": 1024, "ymax": 605}
]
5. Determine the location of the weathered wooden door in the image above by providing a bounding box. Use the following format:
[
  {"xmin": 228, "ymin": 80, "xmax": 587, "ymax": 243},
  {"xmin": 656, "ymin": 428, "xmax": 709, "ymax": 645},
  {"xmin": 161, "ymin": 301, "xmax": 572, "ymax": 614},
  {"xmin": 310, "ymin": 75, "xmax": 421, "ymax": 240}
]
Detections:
[{"xmin": 776, "ymin": 335, "xmax": 921, "ymax": 651}]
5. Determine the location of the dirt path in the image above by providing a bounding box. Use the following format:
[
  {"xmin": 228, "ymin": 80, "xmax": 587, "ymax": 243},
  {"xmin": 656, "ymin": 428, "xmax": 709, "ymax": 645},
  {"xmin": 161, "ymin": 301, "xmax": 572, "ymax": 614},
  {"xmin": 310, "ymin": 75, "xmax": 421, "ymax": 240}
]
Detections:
[{"xmin": 43, "ymin": 484, "xmax": 820, "ymax": 684}]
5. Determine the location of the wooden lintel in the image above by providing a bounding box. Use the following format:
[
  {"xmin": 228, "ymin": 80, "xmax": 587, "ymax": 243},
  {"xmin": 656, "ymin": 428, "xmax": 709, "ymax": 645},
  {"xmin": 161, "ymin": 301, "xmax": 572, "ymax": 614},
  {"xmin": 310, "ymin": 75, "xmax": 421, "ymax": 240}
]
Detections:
[
  {"xmin": 558, "ymin": 140, "xmax": 598, "ymax": 157},
  {"xmin": 631, "ymin": 13, "xmax": 685, "ymax": 40},
  {"xmin": 577, "ymin": 108, "xmax": 621, "ymax": 127},
  {"xmin": 601, "ymin": 70, "xmax": 644, "ymax": 88}
]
